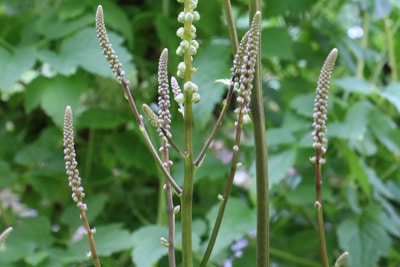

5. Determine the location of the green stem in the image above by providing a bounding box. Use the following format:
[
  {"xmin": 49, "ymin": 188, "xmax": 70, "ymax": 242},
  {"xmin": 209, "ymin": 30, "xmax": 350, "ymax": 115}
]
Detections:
[
  {"xmin": 315, "ymin": 149, "xmax": 329, "ymax": 267},
  {"xmin": 180, "ymin": 1, "xmax": 196, "ymax": 265},
  {"xmin": 222, "ymin": 0, "xmax": 239, "ymax": 54},
  {"xmin": 356, "ymin": 11, "xmax": 369, "ymax": 78},
  {"xmin": 249, "ymin": 1, "xmax": 270, "ymax": 267},
  {"xmin": 181, "ymin": 91, "xmax": 194, "ymax": 267},
  {"xmin": 384, "ymin": 17, "xmax": 398, "ymax": 82},
  {"xmin": 200, "ymin": 102, "xmax": 246, "ymax": 267}
]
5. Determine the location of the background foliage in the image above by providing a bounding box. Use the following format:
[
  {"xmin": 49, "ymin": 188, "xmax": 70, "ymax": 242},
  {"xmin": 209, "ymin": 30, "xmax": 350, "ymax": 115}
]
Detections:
[{"xmin": 0, "ymin": 0, "xmax": 399, "ymax": 266}]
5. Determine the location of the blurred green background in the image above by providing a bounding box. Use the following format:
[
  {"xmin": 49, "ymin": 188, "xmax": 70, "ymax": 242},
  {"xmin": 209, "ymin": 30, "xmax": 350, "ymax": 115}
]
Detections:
[{"xmin": 0, "ymin": 0, "xmax": 399, "ymax": 266}]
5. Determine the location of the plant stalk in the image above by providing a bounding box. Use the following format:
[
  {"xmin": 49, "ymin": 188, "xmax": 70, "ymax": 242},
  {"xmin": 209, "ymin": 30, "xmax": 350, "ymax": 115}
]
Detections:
[{"xmin": 249, "ymin": 1, "xmax": 270, "ymax": 267}]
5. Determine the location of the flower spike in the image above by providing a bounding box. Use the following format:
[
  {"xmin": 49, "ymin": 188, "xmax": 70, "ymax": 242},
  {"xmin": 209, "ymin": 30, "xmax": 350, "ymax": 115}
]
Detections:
[
  {"xmin": 311, "ymin": 48, "xmax": 338, "ymax": 158},
  {"xmin": 96, "ymin": 5, "xmax": 126, "ymax": 83}
]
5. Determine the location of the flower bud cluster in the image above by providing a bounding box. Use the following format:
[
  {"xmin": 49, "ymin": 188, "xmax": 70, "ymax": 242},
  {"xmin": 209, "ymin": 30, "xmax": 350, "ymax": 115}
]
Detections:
[
  {"xmin": 157, "ymin": 49, "xmax": 172, "ymax": 137},
  {"xmin": 232, "ymin": 12, "xmax": 261, "ymax": 116},
  {"xmin": 311, "ymin": 48, "xmax": 338, "ymax": 161},
  {"xmin": 96, "ymin": 5, "xmax": 127, "ymax": 83},
  {"xmin": 63, "ymin": 106, "xmax": 87, "ymax": 211},
  {"xmin": 176, "ymin": 0, "xmax": 200, "ymax": 103}
]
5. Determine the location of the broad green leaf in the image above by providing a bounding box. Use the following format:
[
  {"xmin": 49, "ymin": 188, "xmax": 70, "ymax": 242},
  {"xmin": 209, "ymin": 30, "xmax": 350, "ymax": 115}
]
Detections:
[
  {"xmin": 380, "ymin": 82, "xmax": 400, "ymax": 113},
  {"xmin": 205, "ymin": 198, "xmax": 256, "ymax": 260},
  {"xmin": 67, "ymin": 224, "xmax": 134, "ymax": 261},
  {"xmin": 365, "ymin": 165, "xmax": 393, "ymax": 199},
  {"xmin": 341, "ymin": 144, "xmax": 371, "ymax": 197},
  {"xmin": 77, "ymin": 108, "xmax": 127, "ymax": 129},
  {"xmin": 262, "ymin": 27, "xmax": 294, "ymax": 60},
  {"xmin": 14, "ymin": 144, "xmax": 53, "ymax": 166},
  {"xmin": 131, "ymin": 225, "xmax": 168, "ymax": 267},
  {"xmin": 192, "ymin": 43, "xmax": 231, "ymax": 129},
  {"xmin": 40, "ymin": 27, "xmax": 135, "ymax": 78},
  {"xmin": 334, "ymin": 77, "xmax": 375, "ymax": 94},
  {"xmin": 60, "ymin": 194, "xmax": 109, "ymax": 229},
  {"xmin": 35, "ymin": 10, "xmax": 93, "ymax": 40},
  {"xmin": 1, "ymin": 217, "xmax": 54, "ymax": 262},
  {"xmin": 267, "ymin": 149, "xmax": 297, "ymax": 188},
  {"xmin": 0, "ymin": 46, "xmax": 36, "ymax": 92},
  {"xmin": 338, "ymin": 217, "xmax": 390, "ymax": 267},
  {"xmin": 289, "ymin": 92, "xmax": 314, "ymax": 118},
  {"xmin": 24, "ymin": 75, "xmax": 88, "ymax": 128},
  {"xmin": 286, "ymin": 180, "xmax": 332, "ymax": 206},
  {"xmin": 0, "ymin": 160, "xmax": 17, "ymax": 188},
  {"xmin": 195, "ymin": 154, "xmax": 228, "ymax": 182},
  {"xmin": 266, "ymin": 128, "xmax": 295, "ymax": 147}
]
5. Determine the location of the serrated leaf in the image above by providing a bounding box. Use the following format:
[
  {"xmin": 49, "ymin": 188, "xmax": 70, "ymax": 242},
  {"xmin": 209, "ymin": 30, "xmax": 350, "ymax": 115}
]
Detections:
[
  {"xmin": 131, "ymin": 225, "xmax": 168, "ymax": 267},
  {"xmin": 380, "ymin": 82, "xmax": 400, "ymax": 113},
  {"xmin": 0, "ymin": 46, "xmax": 36, "ymax": 91},
  {"xmin": 334, "ymin": 77, "xmax": 375, "ymax": 94},
  {"xmin": 24, "ymin": 75, "xmax": 88, "ymax": 128},
  {"xmin": 338, "ymin": 217, "xmax": 390, "ymax": 267},
  {"xmin": 192, "ymin": 43, "xmax": 231, "ymax": 129},
  {"xmin": 205, "ymin": 198, "xmax": 256, "ymax": 259}
]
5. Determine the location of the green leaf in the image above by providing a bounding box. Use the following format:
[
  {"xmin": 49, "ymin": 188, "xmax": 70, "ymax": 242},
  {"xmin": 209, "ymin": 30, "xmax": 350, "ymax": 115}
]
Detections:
[
  {"xmin": 0, "ymin": 46, "xmax": 36, "ymax": 92},
  {"xmin": 24, "ymin": 75, "xmax": 88, "ymax": 128},
  {"xmin": 195, "ymin": 154, "xmax": 228, "ymax": 182},
  {"xmin": 60, "ymin": 194, "xmax": 109, "ymax": 229},
  {"xmin": 66, "ymin": 224, "xmax": 134, "ymax": 262},
  {"xmin": 338, "ymin": 217, "xmax": 391, "ymax": 267},
  {"xmin": 40, "ymin": 27, "xmax": 135, "ymax": 78},
  {"xmin": 131, "ymin": 225, "xmax": 168, "ymax": 267},
  {"xmin": 380, "ymin": 82, "xmax": 400, "ymax": 113},
  {"xmin": 266, "ymin": 128, "xmax": 295, "ymax": 147},
  {"xmin": 341, "ymin": 144, "xmax": 371, "ymax": 197},
  {"xmin": 0, "ymin": 217, "xmax": 54, "ymax": 263},
  {"xmin": 35, "ymin": 9, "xmax": 93, "ymax": 40},
  {"xmin": 266, "ymin": 149, "xmax": 297, "ymax": 188},
  {"xmin": 77, "ymin": 108, "xmax": 127, "ymax": 129},
  {"xmin": 262, "ymin": 27, "xmax": 294, "ymax": 60},
  {"xmin": 205, "ymin": 198, "xmax": 256, "ymax": 260},
  {"xmin": 0, "ymin": 160, "xmax": 17, "ymax": 188},
  {"xmin": 192, "ymin": 43, "xmax": 231, "ymax": 129},
  {"xmin": 334, "ymin": 77, "xmax": 375, "ymax": 94},
  {"xmin": 289, "ymin": 92, "xmax": 314, "ymax": 118}
]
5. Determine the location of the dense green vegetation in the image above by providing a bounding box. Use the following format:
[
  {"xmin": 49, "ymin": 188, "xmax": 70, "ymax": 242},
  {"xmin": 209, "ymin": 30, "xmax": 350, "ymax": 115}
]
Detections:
[{"xmin": 0, "ymin": 0, "xmax": 399, "ymax": 266}]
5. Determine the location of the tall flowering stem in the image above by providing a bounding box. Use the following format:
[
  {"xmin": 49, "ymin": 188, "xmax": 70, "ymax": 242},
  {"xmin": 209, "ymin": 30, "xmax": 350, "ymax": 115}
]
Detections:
[
  {"xmin": 95, "ymin": 5, "xmax": 182, "ymax": 195},
  {"xmin": 63, "ymin": 106, "xmax": 101, "ymax": 267},
  {"xmin": 175, "ymin": 0, "xmax": 200, "ymax": 266},
  {"xmin": 310, "ymin": 48, "xmax": 338, "ymax": 267},
  {"xmin": 157, "ymin": 49, "xmax": 177, "ymax": 267},
  {"xmin": 199, "ymin": 11, "xmax": 261, "ymax": 267}
]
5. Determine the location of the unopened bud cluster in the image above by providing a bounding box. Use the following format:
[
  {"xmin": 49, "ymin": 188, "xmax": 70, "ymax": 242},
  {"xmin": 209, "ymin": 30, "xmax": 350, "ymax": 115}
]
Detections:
[
  {"xmin": 157, "ymin": 49, "xmax": 172, "ymax": 137},
  {"xmin": 311, "ymin": 48, "xmax": 338, "ymax": 163},
  {"xmin": 175, "ymin": 0, "xmax": 200, "ymax": 104},
  {"xmin": 63, "ymin": 106, "xmax": 87, "ymax": 211},
  {"xmin": 96, "ymin": 5, "xmax": 127, "ymax": 83},
  {"xmin": 232, "ymin": 12, "xmax": 261, "ymax": 116}
]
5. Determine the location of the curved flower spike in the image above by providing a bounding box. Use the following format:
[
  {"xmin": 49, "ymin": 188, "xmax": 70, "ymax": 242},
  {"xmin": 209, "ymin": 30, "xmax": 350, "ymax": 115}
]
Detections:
[
  {"xmin": 312, "ymin": 48, "xmax": 338, "ymax": 156},
  {"xmin": 63, "ymin": 106, "xmax": 87, "ymax": 211},
  {"xmin": 96, "ymin": 5, "xmax": 126, "ymax": 83},
  {"xmin": 157, "ymin": 49, "xmax": 171, "ymax": 136}
]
